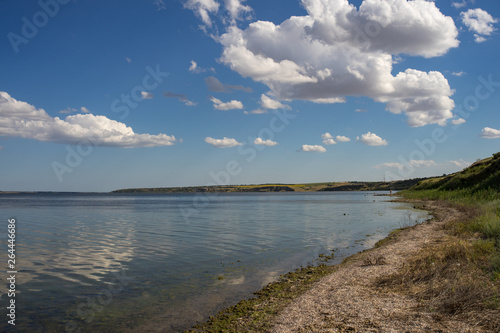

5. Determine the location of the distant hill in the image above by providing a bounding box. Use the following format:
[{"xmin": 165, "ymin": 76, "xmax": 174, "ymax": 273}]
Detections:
[
  {"xmin": 111, "ymin": 178, "xmax": 431, "ymax": 194},
  {"xmin": 410, "ymin": 152, "xmax": 500, "ymax": 192}
]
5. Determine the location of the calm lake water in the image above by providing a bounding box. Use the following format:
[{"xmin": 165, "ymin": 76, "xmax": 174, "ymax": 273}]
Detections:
[{"xmin": 0, "ymin": 191, "xmax": 429, "ymax": 332}]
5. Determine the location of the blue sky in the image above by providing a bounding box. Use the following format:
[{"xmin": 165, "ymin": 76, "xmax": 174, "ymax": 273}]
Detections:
[{"xmin": 0, "ymin": 0, "xmax": 499, "ymax": 192}]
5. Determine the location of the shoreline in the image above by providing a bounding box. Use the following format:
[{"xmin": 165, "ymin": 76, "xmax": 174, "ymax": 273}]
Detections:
[{"xmin": 186, "ymin": 199, "xmax": 492, "ymax": 332}]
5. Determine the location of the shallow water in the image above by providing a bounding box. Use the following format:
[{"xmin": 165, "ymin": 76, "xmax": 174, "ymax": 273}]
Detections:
[{"xmin": 0, "ymin": 191, "xmax": 429, "ymax": 332}]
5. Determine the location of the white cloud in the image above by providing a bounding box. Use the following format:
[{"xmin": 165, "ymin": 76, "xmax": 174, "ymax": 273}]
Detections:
[
  {"xmin": 323, "ymin": 138, "xmax": 336, "ymax": 145},
  {"xmin": 374, "ymin": 162, "xmax": 404, "ymax": 169},
  {"xmin": 260, "ymin": 94, "xmax": 289, "ymax": 109},
  {"xmin": 481, "ymin": 127, "xmax": 500, "ymax": 139},
  {"xmin": 452, "ymin": 118, "xmax": 466, "ymax": 125},
  {"xmin": 358, "ymin": 132, "xmax": 388, "ymax": 146},
  {"xmin": 218, "ymin": 0, "xmax": 459, "ymax": 127},
  {"xmin": 59, "ymin": 107, "xmax": 78, "ymax": 114},
  {"xmin": 244, "ymin": 109, "xmax": 268, "ymax": 115},
  {"xmin": 223, "ymin": 0, "xmax": 252, "ymax": 24},
  {"xmin": 254, "ymin": 137, "xmax": 278, "ymax": 146},
  {"xmin": 374, "ymin": 159, "xmax": 436, "ymax": 169},
  {"xmin": 184, "ymin": 0, "xmax": 220, "ymax": 27},
  {"xmin": 189, "ymin": 60, "xmax": 215, "ymax": 73},
  {"xmin": 184, "ymin": 100, "xmax": 198, "ymax": 106},
  {"xmin": 125, "ymin": 57, "xmax": 132, "ymax": 63},
  {"xmin": 189, "ymin": 60, "xmax": 199, "ymax": 72},
  {"xmin": 210, "ymin": 96, "xmax": 244, "ymax": 110},
  {"xmin": 60, "ymin": 106, "xmax": 91, "ymax": 114},
  {"xmin": 461, "ymin": 8, "xmax": 498, "ymax": 43},
  {"xmin": 452, "ymin": 71, "xmax": 465, "ymax": 77},
  {"xmin": 410, "ymin": 160, "xmax": 437, "ymax": 167},
  {"xmin": 205, "ymin": 136, "xmax": 242, "ymax": 148},
  {"xmin": 355, "ymin": 108, "xmax": 368, "ymax": 112},
  {"xmin": 321, "ymin": 132, "xmax": 336, "ymax": 145},
  {"xmin": 335, "ymin": 135, "xmax": 351, "ymax": 142},
  {"xmin": 449, "ymin": 159, "xmax": 471, "ymax": 168},
  {"xmin": 141, "ymin": 91, "xmax": 154, "ymax": 99},
  {"xmin": 452, "ymin": 1, "xmax": 467, "ymax": 9},
  {"xmin": 321, "ymin": 132, "xmax": 333, "ymax": 140},
  {"xmin": 302, "ymin": 144, "xmax": 326, "ymax": 153},
  {"xmin": 0, "ymin": 91, "xmax": 176, "ymax": 148}
]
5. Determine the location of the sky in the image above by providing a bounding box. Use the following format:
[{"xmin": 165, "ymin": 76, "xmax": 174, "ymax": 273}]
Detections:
[{"xmin": 0, "ymin": 0, "xmax": 499, "ymax": 192}]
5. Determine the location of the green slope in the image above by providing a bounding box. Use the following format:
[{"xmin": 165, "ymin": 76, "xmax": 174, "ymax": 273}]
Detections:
[{"xmin": 411, "ymin": 152, "xmax": 500, "ymax": 193}]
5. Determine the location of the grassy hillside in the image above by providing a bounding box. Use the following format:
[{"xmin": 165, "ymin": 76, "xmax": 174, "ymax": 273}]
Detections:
[
  {"xmin": 396, "ymin": 152, "xmax": 500, "ymax": 329},
  {"xmin": 409, "ymin": 151, "xmax": 500, "ymax": 197},
  {"xmin": 111, "ymin": 178, "xmax": 428, "ymax": 193}
]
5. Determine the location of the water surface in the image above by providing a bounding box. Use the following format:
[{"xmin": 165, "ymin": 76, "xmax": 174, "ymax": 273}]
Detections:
[{"xmin": 0, "ymin": 191, "xmax": 428, "ymax": 332}]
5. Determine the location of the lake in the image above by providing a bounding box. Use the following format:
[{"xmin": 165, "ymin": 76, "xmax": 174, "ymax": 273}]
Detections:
[{"xmin": 0, "ymin": 191, "xmax": 429, "ymax": 332}]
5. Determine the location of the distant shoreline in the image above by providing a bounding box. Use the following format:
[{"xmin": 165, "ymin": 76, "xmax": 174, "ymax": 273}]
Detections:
[{"xmin": 111, "ymin": 178, "xmax": 432, "ymax": 194}]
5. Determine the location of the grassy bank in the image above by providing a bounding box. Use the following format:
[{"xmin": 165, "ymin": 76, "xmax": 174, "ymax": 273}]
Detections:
[
  {"xmin": 400, "ymin": 152, "xmax": 500, "ymax": 279},
  {"xmin": 380, "ymin": 153, "xmax": 500, "ymax": 330}
]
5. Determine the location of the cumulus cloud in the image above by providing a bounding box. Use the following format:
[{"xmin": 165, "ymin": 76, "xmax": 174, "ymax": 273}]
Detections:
[
  {"xmin": 321, "ymin": 132, "xmax": 336, "ymax": 145},
  {"xmin": 358, "ymin": 132, "xmax": 388, "ymax": 146},
  {"xmin": 321, "ymin": 132, "xmax": 333, "ymax": 140},
  {"xmin": 163, "ymin": 91, "xmax": 197, "ymax": 106},
  {"xmin": 302, "ymin": 144, "xmax": 326, "ymax": 153},
  {"xmin": 452, "ymin": 118, "xmax": 466, "ymax": 125},
  {"xmin": 0, "ymin": 91, "xmax": 176, "ymax": 148},
  {"xmin": 218, "ymin": 0, "xmax": 459, "ymax": 127},
  {"xmin": 205, "ymin": 136, "xmax": 242, "ymax": 148},
  {"xmin": 254, "ymin": 137, "xmax": 278, "ymax": 146},
  {"xmin": 461, "ymin": 8, "xmax": 498, "ymax": 43},
  {"xmin": 481, "ymin": 127, "xmax": 500, "ymax": 139},
  {"xmin": 260, "ymin": 94, "xmax": 289, "ymax": 109},
  {"xmin": 335, "ymin": 135, "xmax": 351, "ymax": 142},
  {"xmin": 452, "ymin": 71, "xmax": 465, "ymax": 77},
  {"xmin": 141, "ymin": 91, "xmax": 154, "ymax": 99},
  {"xmin": 210, "ymin": 96, "xmax": 244, "ymax": 110},
  {"xmin": 205, "ymin": 76, "xmax": 252, "ymax": 92}
]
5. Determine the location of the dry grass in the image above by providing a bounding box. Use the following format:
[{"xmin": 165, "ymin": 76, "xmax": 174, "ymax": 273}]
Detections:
[{"xmin": 375, "ymin": 232, "xmax": 500, "ymax": 331}]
